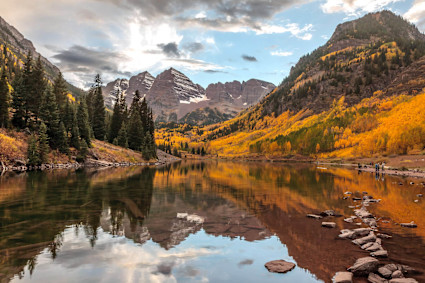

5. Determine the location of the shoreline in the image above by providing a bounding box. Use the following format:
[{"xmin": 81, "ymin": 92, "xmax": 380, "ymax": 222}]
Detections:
[
  {"xmin": 183, "ymin": 154, "xmax": 425, "ymax": 180},
  {"xmin": 0, "ymin": 149, "xmax": 181, "ymax": 174}
]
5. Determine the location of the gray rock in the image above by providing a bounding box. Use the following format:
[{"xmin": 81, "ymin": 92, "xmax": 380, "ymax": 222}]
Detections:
[
  {"xmin": 322, "ymin": 222, "xmax": 336, "ymax": 228},
  {"xmin": 361, "ymin": 242, "xmax": 375, "ymax": 250},
  {"xmin": 377, "ymin": 233, "xmax": 392, "ymax": 239},
  {"xmin": 353, "ymin": 233, "xmax": 377, "ymax": 245},
  {"xmin": 307, "ymin": 214, "xmax": 323, "ymax": 219},
  {"xmin": 333, "ymin": 271, "xmax": 353, "ymax": 283},
  {"xmin": 371, "ymin": 250, "xmax": 388, "ymax": 258},
  {"xmin": 264, "ymin": 260, "xmax": 296, "ymax": 273},
  {"xmin": 378, "ymin": 267, "xmax": 393, "ymax": 278},
  {"xmin": 389, "ymin": 279, "xmax": 418, "ymax": 283},
  {"xmin": 347, "ymin": 257, "xmax": 379, "ymax": 276},
  {"xmin": 365, "ymin": 242, "xmax": 382, "ymax": 252},
  {"xmin": 392, "ymin": 270, "xmax": 404, "ymax": 278},
  {"xmin": 344, "ymin": 218, "xmax": 354, "ymax": 223},
  {"xmin": 368, "ymin": 273, "xmax": 389, "ymax": 283}
]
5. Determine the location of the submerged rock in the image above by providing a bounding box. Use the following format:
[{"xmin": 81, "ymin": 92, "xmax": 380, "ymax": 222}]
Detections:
[
  {"xmin": 389, "ymin": 279, "xmax": 418, "ymax": 283},
  {"xmin": 306, "ymin": 214, "xmax": 323, "ymax": 219},
  {"xmin": 322, "ymin": 222, "xmax": 336, "ymax": 228},
  {"xmin": 377, "ymin": 233, "xmax": 392, "ymax": 239},
  {"xmin": 333, "ymin": 271, "xmax": 353, "ymax": 283},
  {"xmin": 400, "ymin": 222, "xmax": 417, "ymax": 228},
  {"xmin": 264, "ymin": 260, "xmax": 296, "ymax": 273},
  {"xmin": 371, "ymin": 250, "xmax": 388, "ymax": 258},
  {"xmin": 320, "ymin": 210, "xmax": 342, "ymax": 217},
  {"xmin": 347, "ymin": 257, "xmax": 379, "ymax": 276},
  {"xmin": 368, "ymin": 273, "xmax": 389, "ymax": 283}
]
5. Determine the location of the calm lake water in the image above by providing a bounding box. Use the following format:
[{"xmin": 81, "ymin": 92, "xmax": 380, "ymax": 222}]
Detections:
[{"xmin": 0, "ymin": 161, "xmax": 424, "ymax": 282}]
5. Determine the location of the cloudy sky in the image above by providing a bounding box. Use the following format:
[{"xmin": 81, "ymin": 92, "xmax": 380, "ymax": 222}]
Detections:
[{"xmin": 2, "ymin": 0, "xmax": 425, "ymax": 88}]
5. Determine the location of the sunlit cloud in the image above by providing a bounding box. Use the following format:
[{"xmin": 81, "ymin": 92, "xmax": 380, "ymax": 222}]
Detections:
[{"xmin": 321, "ymin": 0, "xmax": 402, "ymax": 15}]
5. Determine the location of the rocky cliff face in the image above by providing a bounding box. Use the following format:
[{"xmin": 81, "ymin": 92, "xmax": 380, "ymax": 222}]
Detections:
[
  {"xmin": 102, "ymin": 72, "xmax": 155, "ymax": 107},
  {"xmin": 103, "ymin": 68, "xmax": 275, "ymax": 124},
  {"xmin": 146, "ymin": 68, "xmax": 208, "ymax": 122},
  {"xmin": 0, "ymin": 16, "xmax": 84, "ymax": 96}
]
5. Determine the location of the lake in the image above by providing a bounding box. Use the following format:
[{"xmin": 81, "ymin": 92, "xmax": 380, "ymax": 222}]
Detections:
[{"xmin": 0, "ymin": 161, "xmax": 424, "ymax": 282}]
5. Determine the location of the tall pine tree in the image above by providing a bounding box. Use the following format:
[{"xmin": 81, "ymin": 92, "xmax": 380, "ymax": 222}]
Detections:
[
  {"xmin": 11, "ymin": 71, "xmax": 25, "ymax": 128},
  {"xmin": 108, "ymin": 90, "xmax": 124, "ymax": 143},
  {"xmin": 91, "ymin": 74, "xmax": 106, "ymax": 140},
  {"xmin": 0, "ymin": 69, "xmax": 10, "ymax": 128},
  {"xmin": 53, "ymin": 71, "xmax": 68, "ymax": 110},
  {"xmin": 29, "ymin": 56, "xmax": 46, "ymax": 123},
  {"xmin": 77, "ymin": 98, "xmax": 91, "ymax": 147}
]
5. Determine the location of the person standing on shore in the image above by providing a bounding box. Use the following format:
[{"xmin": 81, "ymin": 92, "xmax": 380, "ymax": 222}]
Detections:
[{"xmin": 375, "ymin": 163, "xmax": 379, "ymax": 172}]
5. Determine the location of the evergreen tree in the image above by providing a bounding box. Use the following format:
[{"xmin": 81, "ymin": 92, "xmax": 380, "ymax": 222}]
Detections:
[
  {"xmin": 127, "ymin": 112, "xmax": 143, "ymax": 150},
  {"xmin": 53, "ymin": 71, "xmax": 68, "ymax": 109},
  {"xmin": 70, "ymin": 110, "xmax": 80, "ymax": 150},
  {"xmin": 40, "ymin": 87, "xmax": 61, "ymax": 149},
  {"xmin": 77, "ymin": 139, "xmax": 88, "ymax": 162},
  {"xmin": 29, "ymin": 56, "xmax": 46, "ymax": 123},
  {"xmin": 0, "ymin": 69, "xmax": 10, "ymax": 128},
  {"xmin": 38, "ymin": 122, "xmax": 50, "ymax": 164},
  {"xmin": 57, "ymin": 121, "xmax": 69, "ymax": 154},
  {"xmin": 108, "ymin": 90, "xmax": 124, "ymax": 143},
  {"xmin": 62, "ymin": 101, "xmax": 74, "ymax": 134},
  {"xmin": 117, "ymin": 122, "xmax": 128, "ymax": 148},
  {"xmin": 77, "ymin": 98, "xmax": 91, "ymax": 146},
  {"xmin": 27, "ymin": 134, "xmax": 40, "ymax": 166},
  {"xmin": 91, "ymin": 74, "xmax": 106, "ymax": 140},
  {"xmin": 21, "ymin": 51, "xmax": 33, "ymax": 127},
  {"xmin": 11, "ymin": 72, "xmax": 25, "ymax": 128}
]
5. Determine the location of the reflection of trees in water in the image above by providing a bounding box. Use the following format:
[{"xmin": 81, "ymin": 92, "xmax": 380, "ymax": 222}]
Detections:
[{"xmin": 0, "ymin": 167, "xmax": 155, "ymax": 281}]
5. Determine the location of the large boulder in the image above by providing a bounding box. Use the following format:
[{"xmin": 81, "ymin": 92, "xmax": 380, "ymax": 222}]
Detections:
[
  {"xmin": 347, "ymin": 257, "xmax": 379, "ymax": 276},
  {"xmin": 264, "ymin": 260, "xmax": 296, "ymax": 273}
]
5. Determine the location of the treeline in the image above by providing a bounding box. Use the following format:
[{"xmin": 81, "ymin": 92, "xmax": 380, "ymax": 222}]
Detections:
[
  {"xmin": 0, "ymin": 50, "xmax": 156, "ymax": 165},
  {"xmin": 157, "ymin": 142, "xmax": 205, "ymax": 157}
]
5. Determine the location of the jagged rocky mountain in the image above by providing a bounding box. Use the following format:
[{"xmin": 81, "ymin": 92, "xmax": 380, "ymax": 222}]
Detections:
[
  {"xmin": 102, "ymin": 68, "xmax": 275, "ymax": 124},
  {"xmin": 0, "ymin": 16, "xmax": 84, "ymax": 97}
]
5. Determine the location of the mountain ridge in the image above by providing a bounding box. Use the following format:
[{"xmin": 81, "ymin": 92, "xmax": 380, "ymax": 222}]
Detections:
[{"xmin": 102, "ymin": 68, "xmax": 275, "ymax": 125}]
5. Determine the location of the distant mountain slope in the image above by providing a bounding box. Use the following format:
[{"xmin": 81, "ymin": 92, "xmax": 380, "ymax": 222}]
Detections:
[
  {"xmin": 167, "ymin": 11, "xmax": 425, "ymax": 158},
  {"xmin": 103, "ymin": 68, "xmax": 275, "ymax": 125},
  {"xmin": 0, "ymin": 16, "xmax": 85, "ymax": 97}
]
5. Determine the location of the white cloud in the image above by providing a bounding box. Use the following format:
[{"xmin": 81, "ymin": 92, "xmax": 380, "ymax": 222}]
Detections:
[
  {"xmin": 321, "ymin": 0, "xmax": 402, "ymax": 15},
  {"xmin": 404, "ymin": 0, "xmax": 425, "ymax": 30},
  {"xmin": 255, "ymin": 23, "xmax": 313, "ymax": 40},
  {"xmin": 271, "ymin": 50, "xmax": 293, "ymax": 56}
]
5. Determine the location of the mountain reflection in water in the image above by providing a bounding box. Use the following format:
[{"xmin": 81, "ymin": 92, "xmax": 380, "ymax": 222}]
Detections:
[{"xmin": 0, "ymin": 161, "xmax": 424, "ymax": 282}]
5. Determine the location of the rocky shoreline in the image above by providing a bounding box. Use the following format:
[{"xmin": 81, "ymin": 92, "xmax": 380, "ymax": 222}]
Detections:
[
  {"xmin": 307, "ymin": 192, "xmax": 421, "ymax": 282},
  {"xmin": 0, "ymin": 150, "xmax": 181, "ymax": 174}
]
